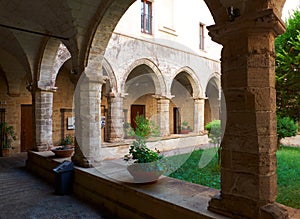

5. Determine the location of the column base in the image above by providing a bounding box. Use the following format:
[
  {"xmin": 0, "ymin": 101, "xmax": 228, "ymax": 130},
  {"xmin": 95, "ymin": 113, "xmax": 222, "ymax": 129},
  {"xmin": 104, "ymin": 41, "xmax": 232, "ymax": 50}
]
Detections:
[
  {"xmin": 71, "ymin": 146, "xmax": 93, "ymax": 168},
  {"xmin": 36, "ymin": 145, "xmax": 49, "ymax": 152},
  {"xmin": 208, "ymin": 193, "xmax": 289, "ymax": 219}
]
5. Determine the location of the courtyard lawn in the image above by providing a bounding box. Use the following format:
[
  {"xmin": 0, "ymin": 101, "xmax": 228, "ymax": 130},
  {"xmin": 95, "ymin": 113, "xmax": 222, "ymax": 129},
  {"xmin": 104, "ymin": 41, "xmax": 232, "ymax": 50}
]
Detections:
[{"xmin": 168, "ymin": 146, "xmax": 300, "ymax": 209}]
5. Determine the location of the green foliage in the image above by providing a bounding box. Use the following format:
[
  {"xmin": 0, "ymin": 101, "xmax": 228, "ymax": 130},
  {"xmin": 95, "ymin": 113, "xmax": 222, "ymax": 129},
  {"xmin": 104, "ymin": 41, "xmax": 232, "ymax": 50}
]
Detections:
[
  {"xmin": 276, "ymin": 147, "xmax": 300, "ymax": 209},
  {"xmin": 60, "ymin": 135, "xmax": 73, "ymax": 146},
  {"xmin": 124, "ymin": 115, "xmax": 162, "ymax": 163},
  {"xmin": 205, "ymin": 120, "xmax": 221, "ymax": 165},
  {"xmin": 168, "ymin": 149, "xmax": 221, "ymax": 189},
  {"xmin": 134, "ymin": 115, "xmax": 152, "ymax": 140},
  {"xmin": 169, "ymin": 147, "xmax": 300, "ymax": 209},
  {"xmin": 181, "ymin": 120, "xmax": 192, "ymax": 131},
  {"xmin": 275, "ymin": 10, "xmax": 300, "ymax": 120},
  {"xmin": 205, "ymin": 120, "xmax": 221, "ymax": 145},
  {"xmin": 277, "ymin": 116, "xmax": 298, "ymax": 144},
  {"xmin": 0, "ymin": 122, "xmax": 16, "ymax": 149},
  {"xmin": 127, "ymin": 140, "xmax": 162, "ymax": 163}
]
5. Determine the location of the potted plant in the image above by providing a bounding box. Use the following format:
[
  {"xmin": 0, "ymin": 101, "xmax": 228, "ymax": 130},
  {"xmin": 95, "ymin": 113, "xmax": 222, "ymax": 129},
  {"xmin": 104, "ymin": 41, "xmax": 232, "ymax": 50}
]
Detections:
[
  {"xmin": 180, "ymin": 120, "xmax": 192, "ymax": 134},
  {"xmin": 51, "ymin": 135, "xmax": 74, "ymax": 158},
  {"xmin": 124, "ymin": 115, "xmax": 163, "ymax": 183},
  {"xmin": 0, "ymin": 122, "xmax": 16, "ymax": 157}
]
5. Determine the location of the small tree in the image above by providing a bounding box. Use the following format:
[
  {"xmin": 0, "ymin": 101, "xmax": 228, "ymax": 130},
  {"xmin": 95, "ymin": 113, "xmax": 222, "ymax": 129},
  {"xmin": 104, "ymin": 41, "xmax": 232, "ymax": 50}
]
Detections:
[
  {"xmin": 124, "ymin": 115, "xmax": 162, "ymax": 163},
  {"xmin": 205, "ymin": 120, "xmax": 221, "ymax": 165},
  {"xmin": 277, "ymin": 116, "xmax": 298, "ymax": 147}
]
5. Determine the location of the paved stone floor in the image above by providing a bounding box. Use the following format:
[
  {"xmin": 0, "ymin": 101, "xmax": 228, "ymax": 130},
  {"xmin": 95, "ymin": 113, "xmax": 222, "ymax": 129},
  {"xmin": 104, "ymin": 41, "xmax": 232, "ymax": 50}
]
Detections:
[{"xmin": 0, "ymin": 153, "xmax": 117, "ymax": 219}]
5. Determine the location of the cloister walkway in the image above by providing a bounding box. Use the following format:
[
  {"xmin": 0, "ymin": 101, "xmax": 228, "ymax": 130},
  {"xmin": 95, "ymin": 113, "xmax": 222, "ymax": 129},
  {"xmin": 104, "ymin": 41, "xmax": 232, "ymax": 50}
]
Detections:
[{"xmin": 0, "ymin": 153, "xmax": 117, "ymax": 219}]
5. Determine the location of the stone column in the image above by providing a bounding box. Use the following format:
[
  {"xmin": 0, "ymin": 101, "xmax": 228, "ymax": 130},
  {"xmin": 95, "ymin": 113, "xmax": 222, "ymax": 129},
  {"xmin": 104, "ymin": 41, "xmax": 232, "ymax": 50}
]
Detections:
[
  {"xmin": 72, "ymin": 73, "xmax": 105, "ymax": 168},
  {"xmin": 157, "ymin": 97, "xmax": 170, "ymax": 137},
  {"xmin": 35, "ymin": 90, "xmax": 54, "ymax": 151},
  {"xmin": 107, "ymin": 92, "xmax": 124, "ymax": 142},
  {"xmin": 193, "ymin": 98, "xmax": 205, "ymax": 134},
  {"xmin": 208, "ymin": 10, "xmax": 288, "ymax": 218}
]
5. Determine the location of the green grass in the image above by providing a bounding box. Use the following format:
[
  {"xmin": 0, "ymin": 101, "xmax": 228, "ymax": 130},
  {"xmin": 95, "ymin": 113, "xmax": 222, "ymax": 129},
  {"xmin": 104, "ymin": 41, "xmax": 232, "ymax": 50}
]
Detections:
[
  {"xmin": 276, "ymin": 147, "xmax": 300, "ymax": 209},
  {"xmin": 168, "ymin": 146, "xmax": 300, "ymax": 209}
]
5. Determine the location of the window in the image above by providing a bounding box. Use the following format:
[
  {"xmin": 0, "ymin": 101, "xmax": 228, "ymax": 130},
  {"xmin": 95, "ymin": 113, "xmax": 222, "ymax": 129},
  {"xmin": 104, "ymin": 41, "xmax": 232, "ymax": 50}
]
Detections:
[
  {"xmin": 141, "ymin": 0, "xmax": 152, "ymax": 34},
  {"xmin": 199, "ymin": 23, "xmax": 205, "ymax": 50}
]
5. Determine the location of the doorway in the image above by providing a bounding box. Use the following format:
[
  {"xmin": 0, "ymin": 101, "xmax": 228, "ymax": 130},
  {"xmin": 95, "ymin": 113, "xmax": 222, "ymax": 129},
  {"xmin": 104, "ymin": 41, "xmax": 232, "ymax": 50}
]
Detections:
[
  {"xmin": 130, "ymin": 105, "xmax": 145, "ymax": 130},
  {"xmin": 173, "ymin": 107, "xmax": 180, "ymax": 134},
  {"xmin": 0, "ymin": 108, "xmax": 5, "ymax": 156},
  {"xmin": 21, "ymin": 105, "xmax": 33, "ymax": 152}
]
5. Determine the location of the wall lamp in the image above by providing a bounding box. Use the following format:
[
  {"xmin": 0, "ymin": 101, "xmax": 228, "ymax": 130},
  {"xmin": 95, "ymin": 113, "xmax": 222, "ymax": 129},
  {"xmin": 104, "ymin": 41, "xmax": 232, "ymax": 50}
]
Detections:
[{"xmin": 220, "ymin": 0, "xmax": 247, "ymax": 21}]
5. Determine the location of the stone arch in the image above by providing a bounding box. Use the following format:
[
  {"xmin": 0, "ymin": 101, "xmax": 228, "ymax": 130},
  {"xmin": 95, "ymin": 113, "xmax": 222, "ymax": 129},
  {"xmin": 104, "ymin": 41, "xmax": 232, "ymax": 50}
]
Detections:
[
  {"xmin": 83, "ymin": 0, "xmax": 136, "ymax": 78},
  {"xmin": 205, "ymin": 72, "xmax": 221, "ymax": 97},
  {"xmin": 0, "ymin": 29, "xmax": 32, "ymax": 96},
  {"xmin": 204, "ymin": 72, "xmax": 221, "ymax": 125},
  {"xmin": 39, "ymin": 39, "xmax": 71, "ymax": 91},
  {"xmin": 102, "ymin": 58, "xmax": 118, "ymax": 94},
  {"xmin": 172, "ymin": 66, "xmax": 204, "ymax": 99},
  {"xmin": 121, "ymin": 58, "xmax": 166, "ymax": 97}
]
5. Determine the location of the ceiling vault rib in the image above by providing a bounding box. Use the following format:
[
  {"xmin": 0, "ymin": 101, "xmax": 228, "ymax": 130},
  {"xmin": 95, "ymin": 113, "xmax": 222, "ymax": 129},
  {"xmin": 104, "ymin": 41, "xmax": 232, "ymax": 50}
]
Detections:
[{"xmin": 0, "ymin": 23, "xmax": 69, "ymax": 41}]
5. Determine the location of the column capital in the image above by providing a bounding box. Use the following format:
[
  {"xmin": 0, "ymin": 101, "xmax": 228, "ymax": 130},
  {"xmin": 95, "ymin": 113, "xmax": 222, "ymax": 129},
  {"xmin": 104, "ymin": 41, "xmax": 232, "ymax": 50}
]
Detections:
[
  {"xmin": 109, "ymin": 92, "xmax": 126, "ymax": 99},
  {"xmin": 193, "ymin": 97, "xmax": 205, "ymax": 101},
  {"xmin": 208, "ymin": 9, "xmax": 285, "ymax": 45},
  {"xmin": 152, "ymin": 94, "xmax": 173, "ymax": 100}
]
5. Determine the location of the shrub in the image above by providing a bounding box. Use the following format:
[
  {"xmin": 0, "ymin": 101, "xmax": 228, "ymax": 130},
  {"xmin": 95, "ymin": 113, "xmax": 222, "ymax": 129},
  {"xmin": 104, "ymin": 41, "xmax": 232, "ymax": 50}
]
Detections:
[
  {"xmin": 205, "ymin": 120, "xmax": 221, "ymax": 165},
  {"xmin": 277, "ymin": 116, "xmax": 298, "ymax": 145},
  {"xmin": 205, "ymin": 120, "xmax": 221, "ymax": 144}
]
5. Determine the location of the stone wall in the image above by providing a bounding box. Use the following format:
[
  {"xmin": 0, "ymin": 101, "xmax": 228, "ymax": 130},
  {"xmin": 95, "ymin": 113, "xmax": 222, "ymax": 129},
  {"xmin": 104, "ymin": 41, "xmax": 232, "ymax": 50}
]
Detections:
[
  {"xmin": 0, "ymin": 72, "xmax": 31, "ymax": 155},
  {"xmin": 52, "ymin": 68, "xmax": 75, "ymax": 146}
]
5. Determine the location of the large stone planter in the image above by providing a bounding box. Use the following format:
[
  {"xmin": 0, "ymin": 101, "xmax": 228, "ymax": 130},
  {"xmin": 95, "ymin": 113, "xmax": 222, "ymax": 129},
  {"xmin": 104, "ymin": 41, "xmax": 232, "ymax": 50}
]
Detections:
[
  {"xmin": 180, "ymin": 130, "xmax": 189, "ymax": 134},
  {"xmin": 51, "ymin": 147, "xmax": 74, "ymax": 158},
  {"xmin": 127, "ymin": 163, "xmax": 164, "ymax": 183}
]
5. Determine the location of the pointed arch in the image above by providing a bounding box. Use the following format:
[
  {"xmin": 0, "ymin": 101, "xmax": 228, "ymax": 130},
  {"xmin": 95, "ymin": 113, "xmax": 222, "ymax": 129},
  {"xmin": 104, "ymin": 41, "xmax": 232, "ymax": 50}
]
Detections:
[
  {"xmin": 39, "ymin": 39, "xmax": 71, "ymax": 90},
  {"xmin": 102, "ymin": 58, "xmax": 118, "ymax": 93},
  {"xmin": 120, "ymin": 58, "xmax": 167, "ymax": 97},
  {"xmin": 172, "ymin": 66, "xmax": 204, "ymax": 99}
]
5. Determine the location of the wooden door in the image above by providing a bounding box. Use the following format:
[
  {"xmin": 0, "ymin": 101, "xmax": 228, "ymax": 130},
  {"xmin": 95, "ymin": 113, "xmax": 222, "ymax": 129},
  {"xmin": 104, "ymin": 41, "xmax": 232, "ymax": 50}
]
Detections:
[
  {"xmin": 130, "ymin": 105, "xmax": 145, "ymax": 130},
  {"xmin": 21, "ymin": 105, "xmax": 33, "ymax": 152},
  {"xmin": 173, "ymin": 107, "xmax": 180, "ymax": 134}
]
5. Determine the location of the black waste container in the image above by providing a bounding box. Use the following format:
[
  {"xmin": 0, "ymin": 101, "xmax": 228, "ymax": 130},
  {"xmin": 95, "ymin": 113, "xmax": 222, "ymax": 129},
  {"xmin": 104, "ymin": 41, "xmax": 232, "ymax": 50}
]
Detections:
[{"xmin": 53, "ymin": 160, "xmax": 74, "ymax": 195}]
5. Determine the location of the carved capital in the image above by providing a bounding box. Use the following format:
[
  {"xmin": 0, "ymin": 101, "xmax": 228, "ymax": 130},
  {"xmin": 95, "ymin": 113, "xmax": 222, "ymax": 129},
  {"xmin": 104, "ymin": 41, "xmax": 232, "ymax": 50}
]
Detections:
[{"xmin": 208, "ymin": 9, "xmax": 285, "ymax": 45}]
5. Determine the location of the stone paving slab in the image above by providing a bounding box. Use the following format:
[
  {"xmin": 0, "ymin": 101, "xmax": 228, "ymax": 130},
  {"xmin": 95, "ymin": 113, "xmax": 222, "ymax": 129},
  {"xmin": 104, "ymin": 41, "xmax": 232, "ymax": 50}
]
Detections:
[
  {"xmin": 281, "ymin": 135, "xmax": 300, "ymax": 147},
  {"xmin": 0, "ymin": 153, "xmax": 117, "ymax": 219}
]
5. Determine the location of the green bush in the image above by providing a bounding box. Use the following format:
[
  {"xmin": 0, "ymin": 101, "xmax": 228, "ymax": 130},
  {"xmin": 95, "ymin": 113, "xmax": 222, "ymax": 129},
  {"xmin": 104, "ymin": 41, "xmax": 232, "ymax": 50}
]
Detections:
[
  {"xmin": 205, "ymin": 120, "xmax": 221, "ymax": 135},
  {"xmin": 277, "ymin": 116, "xmax": 298, "ymax": 145},
  {"xmin": 205, "ymin": 120, "xmax": 221, "ymax": 165},
  {"xmin": 205, "ymin": 120, "xmax": 221, "ymax": 144}
]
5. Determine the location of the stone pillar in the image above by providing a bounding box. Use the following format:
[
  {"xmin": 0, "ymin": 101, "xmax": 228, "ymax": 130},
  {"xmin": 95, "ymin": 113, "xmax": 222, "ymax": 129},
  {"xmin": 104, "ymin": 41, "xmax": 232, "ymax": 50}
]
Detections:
[
  {"xmin": 208, "ymin": 10, "xmax": 288, "ymax": 218},
  {"xmin": 35, "ymin": 90, "xmax": 54, "ymax": 151},
  {"xmin": 72, "ymin": 73, "xmax": 104, "ymax": 168},
  {"xmin": 193, "ymin": 98, "xmax": 205, "ymax": 134},
  {"xmin": 107, "ymin": 93, "xmax": 124, "ymax": 142},
  {"xmin": 157, "ymin": 97, "xmax": 170, "ymax": 137}
]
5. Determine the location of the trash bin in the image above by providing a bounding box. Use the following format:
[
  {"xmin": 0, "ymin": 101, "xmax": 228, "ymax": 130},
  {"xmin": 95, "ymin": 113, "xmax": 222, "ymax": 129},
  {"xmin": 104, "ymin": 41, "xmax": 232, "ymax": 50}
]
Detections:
[{"xmin": 53, "ymin": 160, "xmax": 74, "ymax": 195}]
